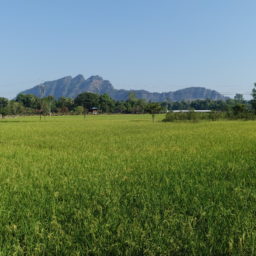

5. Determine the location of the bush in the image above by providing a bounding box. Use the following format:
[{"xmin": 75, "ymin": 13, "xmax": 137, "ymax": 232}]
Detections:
[
  {"xmin": 74, "ymin": 106, "xmax": 84, "ymax": 115},
  {"xmin": 163, "ymin": 110, "xmax": 256, "ymax": 122},
  {"xmin": 163, "ymin": 111, "xmax": 208, "ymax": 122}
]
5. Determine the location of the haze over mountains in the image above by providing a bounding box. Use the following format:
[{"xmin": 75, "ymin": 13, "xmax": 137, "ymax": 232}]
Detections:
[{"xmin": 19, "ymin": 75, "xmax": 227, "ymax": 102}]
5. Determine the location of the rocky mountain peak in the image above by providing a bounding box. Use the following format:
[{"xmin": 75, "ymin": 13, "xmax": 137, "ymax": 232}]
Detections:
[{"xmin": 18, "ymin": 75, "xmax": 227, "ymax": 102}]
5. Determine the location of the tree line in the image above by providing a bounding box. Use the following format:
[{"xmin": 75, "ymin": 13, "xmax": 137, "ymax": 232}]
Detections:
[
  {"xmin": 1, "ymin": 84, "xmax": 256, "ymax": 118},
  {"xmin": 0, "ymin": 92, "xmax": 163, "ymax": 117},
  {"xmin": 163, "ymin": 85, "xmax": 256, "ymax": 122}
]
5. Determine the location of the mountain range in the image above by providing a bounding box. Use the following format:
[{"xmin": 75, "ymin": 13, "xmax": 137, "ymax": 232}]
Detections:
[{"xmin": 19, "ymin": 75, "xmax": 227, "ymax": 102}]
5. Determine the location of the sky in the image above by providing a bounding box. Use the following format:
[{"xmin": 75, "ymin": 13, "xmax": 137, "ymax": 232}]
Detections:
[{"xmin": 0, "ymin": 0, "xmax": 256, "ymax": 99}]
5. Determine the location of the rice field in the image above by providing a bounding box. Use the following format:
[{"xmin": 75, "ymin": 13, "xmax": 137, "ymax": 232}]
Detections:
[{"xmin": 0, "ymin": 114, "xmax": 255, "ymax": 255}]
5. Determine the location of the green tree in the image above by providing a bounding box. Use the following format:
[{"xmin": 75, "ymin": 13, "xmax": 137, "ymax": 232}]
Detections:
[
  {"xmin": 127, "ymin": 92, "xmax": 139, "ymax": 113},
  {"xmin": 99, "ymin": 94, "xmax": 115, "ymax": 113},
  {"xmin": 7, "ymin": 101, "xmax": 24, "ymax": 115},
  {"xmin": 16, "ymin": 94, "xmax": 37, "ymax": 108},
  {"xmin": 234, "ymin": 94, "xmax": 244, "ymax": 103},
  {"xmin": 128, "ymin": 92, "xmax": 138, "ymax": 103},
  {"xmin": 38, "ymin": 86, "xmax": 45, "ymax": 120},
  {"xmin": 74, "ymin": 106, "xmax": 84, "ymax": 115},
  {"xmin": 251, "ymin": 83, "xmax": 256, "ymax": 113},
  {"xmin": 56, "ymin": 97, "xmax": 74, "ymax": 113},
  {"xmin": 134, "ymin": 99, "xmax": 147, "ymax": 113},
  {"xmin": 43, "ymin": 96, "xmax": 55, "ymax": 115},
  {"xmin": 232, "ymin": 103, "xmax": 246, "ymax": 116},
  {"xmin": 74, "ymin": 92, "xmax": 99, "ymax": 111},
  {"xmin": 115, "ymin": 101, "xmax": 127, "ymax": 113},
  {"xmin": 39, "ymin": 98, "xmax": 53, "ymax": 116},
  {"xmin": 0, "ymin": 97, "xmax": 9, "ymax": 117},
  {"xmin": 145, "ymin": 102, "xmax": 162, "ymax": 122}
]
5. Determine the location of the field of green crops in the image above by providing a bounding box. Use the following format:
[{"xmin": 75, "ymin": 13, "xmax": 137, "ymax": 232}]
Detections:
[{"xmin": 0, "ymin": 114, "xmax": 255, "ymax": 255}]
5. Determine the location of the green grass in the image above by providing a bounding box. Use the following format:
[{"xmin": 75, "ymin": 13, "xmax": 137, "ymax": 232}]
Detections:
[{"xmin": 0, "ymin": 115, "xmax": 255, "ymax": 255}]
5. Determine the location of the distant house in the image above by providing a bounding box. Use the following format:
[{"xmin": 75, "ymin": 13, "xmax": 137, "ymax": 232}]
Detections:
[
  {"xmin": 172, "ymin": 110, "xmax": 212, "ymax": 113},
  {"xmin": 90, "ymin": 107, "xmax": 99, "ymax": 115}
]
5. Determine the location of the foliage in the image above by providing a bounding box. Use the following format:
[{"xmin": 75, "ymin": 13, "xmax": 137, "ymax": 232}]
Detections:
[
  {"xmin": 145, "ymin": 102, "xmax": 162, "ymax": 122},
  {"xmin": 56, "ymin": 97, "xmax": 74, "ymax": 113},
  {"xmin": 74, "ymin": 106, "xmax": 84, "ymax": 115},
  {"xmin": 16, "ymin": 94, "xmax": 38, "ymax": 109},
  {"xmin": 145, "ymin": 102, "xmax": 162, "ymax": 114},
  {"xmin": 74, "ymin": 92, "xmax": 99, "ymax": 110},
  {"xmin": 163, "ymin": 111, "xmax": 201, "ymax": 122},
  {"xmin": 232, "ymin": 103, "xmax": 246, "ymax": 116},
  {"xmin": 234, "ymin": 93, "xmax": 245, "ymax": 103},
  {"xmin": 2, "ymin": 85, "xmax": 256, "ymax": 117},
  {"xmin": 0, "ymin": 97, "xmax": 9, "ymax": 116},
  {"xmin": 6, "ymin": 100, "xmax": 25, "ymax": 115},
  {"xmin": 163, "ymin": 110, "xmax": 256, "ymax": 122},
  {"xmin": 251, "ymin": 83, "xmax": 256, "ymax": 113},
  {"xmin": 99, "ymin": 94, "xmax": 115, "ymax": 113}
]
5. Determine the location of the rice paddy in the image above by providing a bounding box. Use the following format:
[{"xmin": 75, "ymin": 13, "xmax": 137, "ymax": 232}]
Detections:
[{"xmin": 0, "ymin": 115, "xmax": 255, "ymax": 255}]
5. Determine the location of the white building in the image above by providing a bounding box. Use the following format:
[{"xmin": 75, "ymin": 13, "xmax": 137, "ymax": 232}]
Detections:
[{"xmin": 172, "ymin": 110, "xmax": 212, "ymax": 113}]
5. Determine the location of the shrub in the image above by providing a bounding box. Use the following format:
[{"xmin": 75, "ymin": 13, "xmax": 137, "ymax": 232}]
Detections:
[{"xmin": 163, "ymin": 110, "xmax": 256, "ymax": 122}]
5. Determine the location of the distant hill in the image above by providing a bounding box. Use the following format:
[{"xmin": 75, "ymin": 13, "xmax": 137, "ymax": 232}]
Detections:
[{"xmin": 19, "ymin": 75, "xmax": 227, "ymax": 102}]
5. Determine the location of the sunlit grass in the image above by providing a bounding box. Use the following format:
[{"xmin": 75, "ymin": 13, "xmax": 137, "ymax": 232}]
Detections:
[{"xmin": 0, "ymin": 115, "xmax": 255, "ymax": 255}]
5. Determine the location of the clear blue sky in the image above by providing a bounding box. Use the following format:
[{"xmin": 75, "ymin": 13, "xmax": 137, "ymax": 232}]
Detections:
[{"xmin": 0, "ymin": 0, "xmax": 255, "ymax": 99}]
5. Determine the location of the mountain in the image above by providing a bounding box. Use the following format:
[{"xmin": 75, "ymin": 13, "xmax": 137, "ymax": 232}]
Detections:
[{"xmin": 19, "ymin": 75, "xmax": 226, "ymax": 102}]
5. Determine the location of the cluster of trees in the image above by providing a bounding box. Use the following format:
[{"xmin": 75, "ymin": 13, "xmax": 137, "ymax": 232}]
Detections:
[
  {"xmin": 163, "ymin": 110, "xmax": 256, "ymax": 122},
  {"xmin": 0, "ymin": 92, "xmax": 163, "ymax": 117},
  {"xmin": 163, "ymin": 89, "xmax": 256, "ymax": 122},
  {"xmin": 165, "ymin": 94, "xmax": 247, "ymax": 112},
  {"xmin": 1, "ymin": 84, "xmax": 256, "ymax": 119}
]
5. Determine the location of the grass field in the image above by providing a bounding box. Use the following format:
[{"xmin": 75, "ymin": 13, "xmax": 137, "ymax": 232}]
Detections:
[{"xmin": 0, "ymin": 114, "xmax": 256, "ymax": 255}]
